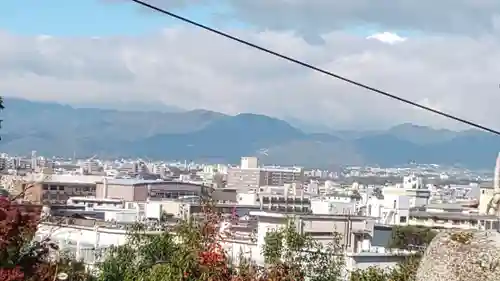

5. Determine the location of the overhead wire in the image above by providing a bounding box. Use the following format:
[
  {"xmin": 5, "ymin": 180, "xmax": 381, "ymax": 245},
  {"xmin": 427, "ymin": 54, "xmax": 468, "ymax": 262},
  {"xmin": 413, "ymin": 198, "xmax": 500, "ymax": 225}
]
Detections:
[{"xmin": 130, "ymin": 0, "xmax": 500, "ymax": 136}]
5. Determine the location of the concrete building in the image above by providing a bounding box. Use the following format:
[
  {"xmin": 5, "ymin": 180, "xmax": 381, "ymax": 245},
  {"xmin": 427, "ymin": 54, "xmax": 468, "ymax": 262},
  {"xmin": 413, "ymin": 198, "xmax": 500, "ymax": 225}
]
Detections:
[
  {"xmin": 479, "ymin": 183, "xmax": 494, "ymax": 214},
  {"xmin": 241, "ymin": 157, "xmax": 258, "ymax": 169},
  {"xmin": 22, "ymin": 174, "xmax": 101, "ymax": 204},
  {"xmin": 226, "ymin": 168, "xmax": 262, "ymax": 189},
  {"xmin": 235, "ymin": 184, "xmax": 312, "ymax": 212},
  {"xmin": 37, "ymin": 209, "xmax": 412, "ymax": 277},
  {"xmin": 310, "ymin": 195, "xmax": 357, "ymax": 215},
  {"xmin": 95, "ymin": 178, "xmax": 207, "ymax": 201},
  {"xmin": 408, "ymin": 211, "xmax": 499, "ymax": 230},
  {"xmin": 227, "ymin": 157, "xmax": 304, "ymax": 189}
]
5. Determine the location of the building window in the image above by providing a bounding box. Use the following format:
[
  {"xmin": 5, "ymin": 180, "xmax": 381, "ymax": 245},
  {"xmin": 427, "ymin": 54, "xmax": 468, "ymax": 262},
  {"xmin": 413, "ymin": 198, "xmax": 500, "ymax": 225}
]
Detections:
[{"xmin": 400, "ymin": 216, "xmax": 407, "ymax": 223}]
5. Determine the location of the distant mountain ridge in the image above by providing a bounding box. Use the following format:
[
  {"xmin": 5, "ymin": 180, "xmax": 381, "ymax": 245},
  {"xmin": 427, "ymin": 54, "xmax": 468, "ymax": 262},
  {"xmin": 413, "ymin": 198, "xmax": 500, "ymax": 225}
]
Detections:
[{"xmin": 0, "ymin": 97, "xmax": 498, "ymax": 169}]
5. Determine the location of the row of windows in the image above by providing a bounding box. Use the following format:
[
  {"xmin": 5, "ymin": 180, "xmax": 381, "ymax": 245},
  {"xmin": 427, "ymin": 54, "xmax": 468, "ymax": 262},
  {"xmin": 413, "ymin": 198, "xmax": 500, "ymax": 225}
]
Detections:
[
  {"xmin": 149, "ymin": 191, "xmax": 196, "ymax": 199},
  {"xmin": 42, "ymin": 184, "xmax": 94, "ymax": 192},
  {"xmin": 42, "ymin": 193, "xmax": 70, "ymax": 202}
]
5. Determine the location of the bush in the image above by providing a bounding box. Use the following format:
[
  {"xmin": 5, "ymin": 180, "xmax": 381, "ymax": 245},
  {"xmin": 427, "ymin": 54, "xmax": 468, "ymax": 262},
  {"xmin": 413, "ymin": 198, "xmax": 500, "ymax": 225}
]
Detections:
[
  {"xmin": 0, "ymin": 197, "xmax": 91, "ymax": 281},
  {"xmin": 97, "ymin": 200, "xmax": 345, "ymax": 281}
]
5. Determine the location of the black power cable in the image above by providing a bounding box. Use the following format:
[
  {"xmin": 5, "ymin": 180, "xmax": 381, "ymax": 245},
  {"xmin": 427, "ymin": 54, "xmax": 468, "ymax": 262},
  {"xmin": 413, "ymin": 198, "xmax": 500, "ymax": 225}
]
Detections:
[{"xmin": 130, "ymin": 0, "xmax": 500, "ymax": 136}]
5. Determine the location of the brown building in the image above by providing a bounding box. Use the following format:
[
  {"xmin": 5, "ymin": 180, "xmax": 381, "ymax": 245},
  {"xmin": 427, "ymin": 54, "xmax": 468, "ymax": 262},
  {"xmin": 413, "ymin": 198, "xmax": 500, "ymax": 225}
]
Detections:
[
  {"xmin": 17, "ymin": 174, "xmax": 103, "ymax": 205},
  {"xmin": 24, "ymin": 181, "xmax": 96, "ymax": 205},
  {"xmin": 96, "ymin": 178, "xmax": 207, "ymax": 201},
  {"xmin": 18, "ymin": 174, "xmax": 209, "ymax": 204}
]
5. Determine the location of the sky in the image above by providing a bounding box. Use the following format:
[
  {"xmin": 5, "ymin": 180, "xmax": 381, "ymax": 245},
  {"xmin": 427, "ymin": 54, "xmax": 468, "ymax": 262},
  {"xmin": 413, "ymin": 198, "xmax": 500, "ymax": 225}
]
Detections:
[{"xmin": 2, "ymin": 0, "xmax": 500, "ymax": 130}]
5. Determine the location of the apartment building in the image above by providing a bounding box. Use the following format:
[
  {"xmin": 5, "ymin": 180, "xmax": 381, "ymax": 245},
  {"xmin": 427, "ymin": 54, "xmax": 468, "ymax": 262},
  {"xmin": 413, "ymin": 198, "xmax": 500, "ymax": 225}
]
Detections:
[{"xmin": 226, "ymin": 157, "xmax": 304, "ymax": 189}]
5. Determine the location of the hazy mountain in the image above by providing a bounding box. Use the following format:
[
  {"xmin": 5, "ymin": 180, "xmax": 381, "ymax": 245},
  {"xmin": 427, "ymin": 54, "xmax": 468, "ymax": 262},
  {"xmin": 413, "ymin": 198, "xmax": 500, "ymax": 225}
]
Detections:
[
  {"xmin": 0, "ymin": 97, "xmax": 498, "ymax": 168},
  {"xmin": 331, "ymin": 124, "xmax": 458, "ymax": 144},
  {"xmin": 128, "ymin": 113, "xmax": 306, "ymax": 163},
  {"xmin": 284, "ymin": 116, "xmax": 334, "ymax": 133},
  {"xmin": 74, "ymin": 101, "xmax": 184, "ymax": 113},
  {"xmin": 1, "ymin": 97, "xmax": 226, "ymax": 139},
  {"xmin": 384, "ymin": 123, "xmax": 459, "ymax": 145}
]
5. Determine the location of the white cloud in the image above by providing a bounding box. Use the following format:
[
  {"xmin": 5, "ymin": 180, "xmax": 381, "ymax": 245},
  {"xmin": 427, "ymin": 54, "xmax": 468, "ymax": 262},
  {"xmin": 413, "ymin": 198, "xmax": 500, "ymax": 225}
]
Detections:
[
  {"xmin": 216, "ymin": 0, "xmax": 500, "ymax": 36},
  {"xmin": 0, "ymin": 24, "xmax": 499, "ymax": 131},
  {"xmin": 367, "ymin": 32, "xmax": 407, "ymax": 45}
]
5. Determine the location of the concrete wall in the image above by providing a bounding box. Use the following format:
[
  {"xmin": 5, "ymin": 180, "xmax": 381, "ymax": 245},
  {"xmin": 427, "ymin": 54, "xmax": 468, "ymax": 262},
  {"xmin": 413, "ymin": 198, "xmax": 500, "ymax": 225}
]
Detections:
[{"xmin": 96, "ymin": 183, "xmax": 136, "ymax": 201}]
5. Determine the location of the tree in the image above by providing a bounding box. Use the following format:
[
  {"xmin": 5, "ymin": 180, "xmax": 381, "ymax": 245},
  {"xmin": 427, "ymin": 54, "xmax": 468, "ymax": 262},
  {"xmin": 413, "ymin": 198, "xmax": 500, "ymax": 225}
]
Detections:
[
  {"xmin": 0, "ymin": 97, "xmax": 91, "ymax": 280},
  {"xmin": 387, "ymin": 255, "xmax": 420, "ymax": 281},
  {"xmin": 349, "ymin": 266, "xmax": 387, "ymax": 281},
  {"xmin": 0, "ymin": 197, "xmax": 55, "ymax": 281},
  {"xmin": 261, "ymin": 220, "xmax": 344, "ymax": 281},
  {"xmin": 388, "ymin": 225, "xmax": 436, "ymax": 250},
  {"xmin": 0, "ymin": 96, "xmax": 55, "ymax": 280},
  {"xmin": 97, "ymin": 200, "xmax": 236, "ymax": 281},
  {"xmin": 56, "ymin": 251, "xmax": 95, "ymax": 281},
  {"xmin": 97, "ymin": 199, "xmax": 346, "ymax": 280},
  {"xmin": 349, "ymin": 256, "xmax": 421, "ymax": 281},
  {"xmin": 0, "ymin": 189, "xmax": 93, "ymax": 281},
  {"xmin": 351, "ymin": 225, "xmax": 436, "ymax": 281}
]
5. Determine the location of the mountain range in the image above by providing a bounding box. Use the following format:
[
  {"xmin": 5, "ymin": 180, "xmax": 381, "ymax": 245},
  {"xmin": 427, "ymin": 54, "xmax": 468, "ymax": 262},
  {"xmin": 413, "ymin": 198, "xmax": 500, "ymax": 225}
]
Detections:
[{"xmin": 0, "ymin": 97, "xmax": 498, "ymax": 169}]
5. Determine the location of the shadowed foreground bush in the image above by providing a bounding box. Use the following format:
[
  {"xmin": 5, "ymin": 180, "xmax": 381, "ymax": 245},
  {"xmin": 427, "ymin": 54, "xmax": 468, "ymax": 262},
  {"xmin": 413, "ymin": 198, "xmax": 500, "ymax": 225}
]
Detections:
[{"xmin": 0, "ymin": 198, "xmax": 90, "ymax": 281}]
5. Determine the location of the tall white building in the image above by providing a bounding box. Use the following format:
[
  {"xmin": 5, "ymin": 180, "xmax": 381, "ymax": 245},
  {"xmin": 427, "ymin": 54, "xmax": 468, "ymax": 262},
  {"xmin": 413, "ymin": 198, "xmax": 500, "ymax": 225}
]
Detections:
[
  {"xmin": 226, "ymin": 157, "xmax": 304, "ymax": 190},
  {"xmin": 241, "ymin": 157, "xmax": 259, "ymax": 169}
]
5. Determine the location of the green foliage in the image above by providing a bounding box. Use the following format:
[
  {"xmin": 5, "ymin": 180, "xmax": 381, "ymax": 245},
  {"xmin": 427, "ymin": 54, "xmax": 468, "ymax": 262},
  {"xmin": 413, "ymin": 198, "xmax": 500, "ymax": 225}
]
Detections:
[
  {"xmin": 388, "ymin": 255, "xmax": 420, "ymax": 281},
  {"xmin": 385, "ymin": 225, "xmax": 436, "ymax": 281},
  {"xmin": 349, "ymin": 256, "xmax": 420, "ymax": 281},
  {"xmin": 96, "ymin": 197, "xmax": 235, "ymax": 281},
  {"xmin": 352, "ymin": 225, "xmax": 436, "ymax": 281},
  {"xmin": 56, "ymin": 251, "xmax": 95, "ymax": 281},
  {"xmin": 262, "ymin": 219, "xmax": 344, "ymax": 281},
  {"xmin": 350, "ymin": 266, "xmax": 388, "ymax": 281},
  {"xmin": 262, "ymin": 231, "xmax": 283, "ymax": 264},
  {"xmin": 388, "ymin": 225, "xmax": 437, "ymax": 250},
  {"xmin": 97, "ymin": 223, "xmax": 190, "ymax": 281},
  {"xmin": 96, "ymin": 215, "xmax": 346, "ymax": 281},
  {"xmin": 95, "ymin": 200, "xmax": 435, "ymax": 281}
]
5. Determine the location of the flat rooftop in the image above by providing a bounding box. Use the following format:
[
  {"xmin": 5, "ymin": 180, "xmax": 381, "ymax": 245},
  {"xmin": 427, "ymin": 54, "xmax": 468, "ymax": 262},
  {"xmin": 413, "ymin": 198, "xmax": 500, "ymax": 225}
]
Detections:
[
  {"xmin": 410, "ymin": 210, "xmax": 498, "ymax": 221},
  {"xmin": 249, "ymin": 210, "xmax": 371, "ymax": 221},
  {"xmin": 97, "ymin": 179, "xmax": 207, "ymax": 186}
]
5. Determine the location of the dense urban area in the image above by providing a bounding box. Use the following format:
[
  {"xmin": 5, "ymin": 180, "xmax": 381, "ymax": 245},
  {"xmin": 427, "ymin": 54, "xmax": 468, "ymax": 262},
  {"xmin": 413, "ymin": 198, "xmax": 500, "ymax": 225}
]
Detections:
[{"xmin": 2, "ymin": 149, "xmax": 500, "ymax": 280}]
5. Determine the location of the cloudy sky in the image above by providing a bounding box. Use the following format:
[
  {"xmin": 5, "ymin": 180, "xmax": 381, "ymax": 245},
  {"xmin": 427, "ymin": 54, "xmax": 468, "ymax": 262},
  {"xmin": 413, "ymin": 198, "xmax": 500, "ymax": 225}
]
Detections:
[{"xmin": 1, "ymin": 0, "xmax": 500, "ymax": 130}]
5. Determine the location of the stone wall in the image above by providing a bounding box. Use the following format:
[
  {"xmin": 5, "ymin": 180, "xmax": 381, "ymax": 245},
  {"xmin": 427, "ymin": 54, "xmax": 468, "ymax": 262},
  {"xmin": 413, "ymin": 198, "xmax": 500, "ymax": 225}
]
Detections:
[{"xmin": 416, "ymin": 230, "xmax": 500, "ymax": 281}]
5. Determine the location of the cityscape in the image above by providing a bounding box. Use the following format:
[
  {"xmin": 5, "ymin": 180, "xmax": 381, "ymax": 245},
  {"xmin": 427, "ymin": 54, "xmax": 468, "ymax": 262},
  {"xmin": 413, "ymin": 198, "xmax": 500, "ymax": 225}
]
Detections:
[
  {"xmin": 1, "ymin": 150, "xmax": 499, "ymax": 279},
  {"xmin": 2, "ymin": 0, "xmax": 500, "ymax": 280}
]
